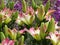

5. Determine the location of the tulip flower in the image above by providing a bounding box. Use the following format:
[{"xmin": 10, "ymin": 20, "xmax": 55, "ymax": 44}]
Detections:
[{"xmin": 2, "ymin": 38, "xmax": 14, "ymax": 45}]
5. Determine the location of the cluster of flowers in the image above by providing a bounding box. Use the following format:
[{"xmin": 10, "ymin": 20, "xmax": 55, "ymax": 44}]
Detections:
[
  {"xmin": 0, "ymin": 0, "xmax": 60, "ymax": 45},
  {"xmin": 43, "ymin": 0, "xmax": 60, "ymax": 21}
]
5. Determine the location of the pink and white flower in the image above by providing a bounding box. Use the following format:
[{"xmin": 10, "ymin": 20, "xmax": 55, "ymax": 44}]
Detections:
[
  {"xmin": 46, "ymin": 31, "xmax": 60, "ymax": 45},
  {"xmin": 25, "ymin": 27, "xmax": 41, "ymax": 40},
  {"xmin": 2, "ymin": 38, "xmax": 14, "ymax": 45}
]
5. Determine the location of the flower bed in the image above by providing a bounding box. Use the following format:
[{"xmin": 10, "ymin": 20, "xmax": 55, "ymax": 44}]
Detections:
[{"xmin": 0, "ymin": 0, "xmax": 60, "ymax": 45}]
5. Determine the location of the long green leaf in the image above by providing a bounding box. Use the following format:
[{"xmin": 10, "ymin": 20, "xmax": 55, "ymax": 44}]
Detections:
[
  {"xmin": 45, "ymin": 0, "xmax": 50, "ymax": 13},
  {"xmin": 0, "ymin": 14, "xmax": 2, "ymax": 29},
  {"xmin": 0, "ymin": 0, "xmax": 5, "ymax": 10},
  {"xmin": 31, "ymin": 0, "xmax": 37, "ymax": 11},
  {"xmin": 20, "ymin": 36, "xmax": 24, "ymax": 45},
  {"xmin": 0, "ymin": 32, "xmax": 5, "ymax": 41},
  {"xmin": 22, "ymin": 0, "xmax": 26, "ymax": 12},
  {"xmin": 8, "ymin": 1, "xmax": 14, "ymax": 10},
  {"xmin": 4, "ymin": 25, "xmax": 8, "ymax": 37},
  {"xmin": 11, "ymin": 11, "xmax": 18, "ymax": 21}
]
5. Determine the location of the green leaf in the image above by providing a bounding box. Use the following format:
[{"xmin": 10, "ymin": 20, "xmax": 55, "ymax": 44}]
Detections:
[
  {"xmin": 8, "ymin": 1, "xmax": 14, "ymax": 10},
  {"xmin": 19, "ymin": 36, "xmax": 24, "ymax": 45},
  {"xmin": 4, "ymin": 17, "xmax": 11, "ymax": 24},
  {"xmin": 45, "ymin": 0, "xmax": 50, "ymax": 13},
  {"xmin": 20, "ymin": 36, "xmax": 24, "ymax": 45},
  {"xmin": 11, "ymin": 11, "xmax": 18, "ymax": 21},
  {"xmin": 0, "ymin": 0, "xmax": 5, "ymax": 10},
  {"xmin": 8, "ymin": 29, "xmax": 13, "ymax": 39},
  {"xmin": 4, "ymin": 25, "xmax": 8, "ymax": 37},
  {"xmin": 22, "ymin": 0, "xmax": 26, "ymax": 12},
  {"xmin": 0, "ymin": 32, "xmax": 5, "ymax": 41},
  {"xmin": 47, "ymin": 18, "xmax": 55, "ymax": 32},
  {"xmin": 0, "ymin": 14, "xmax": 2, "ymax": 29},
  {"xmin": 31, "ymin": 0, "xmax": 37, "ymax": 11},
  {"xmin": 16, "ymin": 32, "xmax": 21, "ymax": 40},
  {"xmin": 15, "ymin": 40, "xmax": 19, "ymax": 45}
]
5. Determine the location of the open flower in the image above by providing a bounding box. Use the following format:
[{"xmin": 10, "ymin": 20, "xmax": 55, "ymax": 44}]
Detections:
[
  {"xmin": 25, "ymin": 27, "xmax": 41, "ymax": 40},
  {"xmin": 20, "ymin": 13, "xmax": 35, "ymax": 25},
  {"xmin": 20, "ymin": 7, "xmax": 35, "ymax": 25},
  {"xmin": 0, "ymin": 8, "xmax": 15, "ymax": 24},
  {"xmin": 2, "ymin": 38, "xmax": 14, "ymax": 45},
  {"xmin": 46, "ymin": 31, "xmax": 60, "ymax": 45},
  {"xmin": 16, "ymin": 15, "xmax": 23, "ymax": 25},
  {"xmin": 16, "ymin": 6, "xmax": 35, "ymax": 25},
  {"xmin": 8, "ymin": 28, "xmax": 17, "ymax": 40},
  {"xmin": 45, "ymin": 10, "xmax": 55, "ymax": 21}
]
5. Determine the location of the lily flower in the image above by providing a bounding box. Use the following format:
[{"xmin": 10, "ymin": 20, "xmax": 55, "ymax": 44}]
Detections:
[
  {"xmin": 16, "ymin": 15, "xmax": 23, "ymax": 25},
  {"xmin": 25, "ymin": 27, "xmax": 41, "ymax": 40},
  {"xmin": 19, "ymin": 7, "xmax": 35, "ymax": 25},
  {"xmin": 2, "ymin": 38, "xmax": 14, "ymax": 45},
  {"xmin": 0, "ymin": 8, "xmax": 15, "ymax": 24},
  {"xmin": 46, "ymin": 31, "xmax": 60, "ymax": 45},
  {"xmin": 8, "ymin": 28, "xmax": 17, "ymax": 40},
  {"xmin": 19, "ymin": 28, "xmax": 26, "ymax": 34}
]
